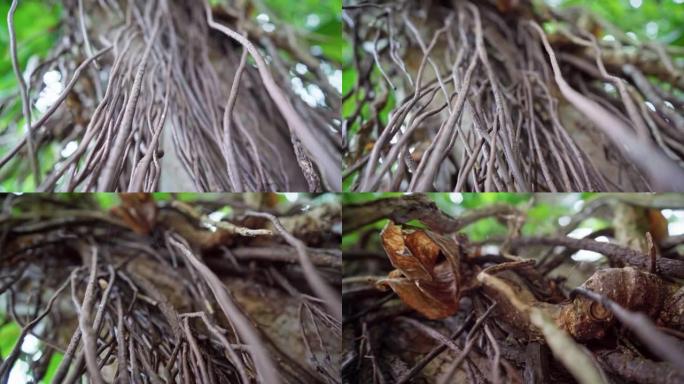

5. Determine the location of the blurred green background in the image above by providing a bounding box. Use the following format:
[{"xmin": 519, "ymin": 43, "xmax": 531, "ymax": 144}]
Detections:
[
  {"xmin": 342, "ymin": 192, "xmax": 684, "ymax": 251},
  {"xmin": 556, "ymin": 0, "xmax": 684, "ymax": 45}
]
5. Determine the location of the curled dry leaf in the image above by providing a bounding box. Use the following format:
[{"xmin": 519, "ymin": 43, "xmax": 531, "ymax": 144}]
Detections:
[
  {"xmin": 376, "ymin": 221, "xmax": 684, "ymax": 340},
  {"xmin": 380, "ymin": 221, "xmax": 438, "ymax": 280},
  {"xmin": 377, "ymin": 221, "xmax": 460, "ymax": 320}
]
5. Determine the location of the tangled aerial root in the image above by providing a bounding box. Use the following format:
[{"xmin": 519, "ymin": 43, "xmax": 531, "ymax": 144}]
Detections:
[
  {"xmin": 0, "ymin": 194, "xmax": 341, "ymax": 383},
  {"xmin": 2, "ymin": 0, "xmax": 341, "ymax": 192},
  {"xmin": 343, "ymin": 0, "xmax": 684, "ymax": 192}
]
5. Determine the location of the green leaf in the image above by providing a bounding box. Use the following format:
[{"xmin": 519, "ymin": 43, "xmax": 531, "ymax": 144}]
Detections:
[
  {"xmin": 40, "ymin": 351, "xmax": 64, "ymax": 383},
  {"xmin": 342, "ymin": 171, "xmax": 358, "ymax": 192},
  {"xmin": 0, "ymin": 322, "xmax": 21, "ymax": 358}
]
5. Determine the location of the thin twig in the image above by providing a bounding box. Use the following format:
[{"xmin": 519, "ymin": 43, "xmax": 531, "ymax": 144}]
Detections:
[
  {"xmin": 168, "ymin": 233, "xmax": 281, "ymax": 384},
  {"xmin": 7, "ymin": 0, "xmax": 40, "ymax": 185},
  {"xmin": 245, "ymin": 210, "xmax": 341, "ymax": 320},
  {"xmin": 71, "ymin": 244, "xmax": 104, "ymax": 384}
]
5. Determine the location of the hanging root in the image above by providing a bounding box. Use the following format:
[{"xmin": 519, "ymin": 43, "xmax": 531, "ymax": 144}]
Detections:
[
  {"xmin": 0, "ymin": 194, "xmax": 341, "ymax": 383},
  {"xmin": 1, "ymin": 0, "xmax": 341, "ymax": 192},
  {"xmin": 343, "ymin": 0, "xmax": 684, "ymax": 191}
]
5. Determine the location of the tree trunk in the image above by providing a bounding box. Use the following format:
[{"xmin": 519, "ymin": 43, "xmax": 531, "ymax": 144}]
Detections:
[
  {"xmin": 0, "ymin": 193, "xmax": 341, "ymax": 383},
  {"xmin": 343, "ymin": 0, "xmax": 684, "ymax": 192},
  {"xmin": 2, "ymin": 0, "xmax": 341, "ymax": 192}
]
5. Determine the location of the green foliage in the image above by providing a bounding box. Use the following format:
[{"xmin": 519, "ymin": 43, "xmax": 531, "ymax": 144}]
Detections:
[
  {"xmin": 341, "ymin": 192, "xmax": 404, "ymax": 205},
  {"xmin": 556, "ymin": 0, "xmax": 684, "ymax": 45},
  {"xmin": 41, "ymin": 352, "xmax": 64, "ymax": 383},
  {"xmin": 577, "ymin": 217, "xmax": 611, "ymax": 231},
  {"xmin": 92, "ymin": 192, "xmax": 324, "ymax": 212},
  {"xmin": 463, "ymin": 217, "xmax": 508, "ymax": 242},
  {"xmin": 342, "ymin": 230, "xmax": 360, "ymax": 249},
  {"xmin": 522, "ymin": 202, "xmax": 573, "ymax": 235},
  {"xmin": 211, "ymin": 204, "xmax": 234, "ymax": 219},
  {"xmin": 342, "ymin": 193, "xmax": 597, "ymax": 243},
  {"xmin": 0, "ymin": 1, "xmax": 62, "ymax": 88},
  {"xmin": 0, "ymin": 321, "xmax": 21, "ymax": 358},
  {"xmin": 342, "ymin": 67, "xmax": 397, "ymax": 175},
  {"xmin": 0, "ymin": 0, "xmax": 62, "ymax": 191},
  {"xmin": 459, "ymin": 193, "xmax": 532, "ymax": 208},
  {"xmin": 0, "ymin": 319, "xmax": 65, "ymax": 383},
  {"xmin": 342, "ymin": 66, "xmax": 355, "ymax": 95},
  {"xmin": 342, "ymin": 171, "xmax": 358, "ymax": 191},
  {"xmin": 433, "ymin": 193, "xmax": 534, "ymax": 240},
  {"xmin": 257, "ymin": 0, "xmax": 342, "ymax": 63},
  {"xmin": 94, "ymin": 193, "xmax": 121, "ymax": 209}
]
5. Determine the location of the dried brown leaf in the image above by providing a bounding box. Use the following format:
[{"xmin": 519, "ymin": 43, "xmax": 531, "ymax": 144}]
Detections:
[
  {"xmin": 378, "ymin": 263, "xmax": 459, "ymax": 320},
  {"xmin": 379, "ymin": 221, "xmax": 460, "ymax": 319},
  {"xmin": 381, "ymin": 221, "xmax": 433, "ymax": 281},
  {"xmin": 405, "ymin": 230, "xmax": 441, "ymax": 271}
]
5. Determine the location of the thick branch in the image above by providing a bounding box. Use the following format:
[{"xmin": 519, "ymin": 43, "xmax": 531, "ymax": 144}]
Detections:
[
  {"xmin": 505, "ymin": 235, "xmax": 684, "ymax": 278},
  {"xmin": 343, "ymin": 195, "xmax": 519, "ymax": 233}
]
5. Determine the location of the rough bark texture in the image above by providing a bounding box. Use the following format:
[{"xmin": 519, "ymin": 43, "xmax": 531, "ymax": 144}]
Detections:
[
  {"xmin": 343, "ymin": 194, "xmax": 684, "ymax": 384},
  {"xmin": 2, "ymin": 0, "xmax": 341, "ymax": 192},
  {"xmin": 343, "ymin": 0, "xmax": 684, "ymax": 192},
  {"xmin": 0, "ymin": 193, "xmax": 341, "ymax": 383}
]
